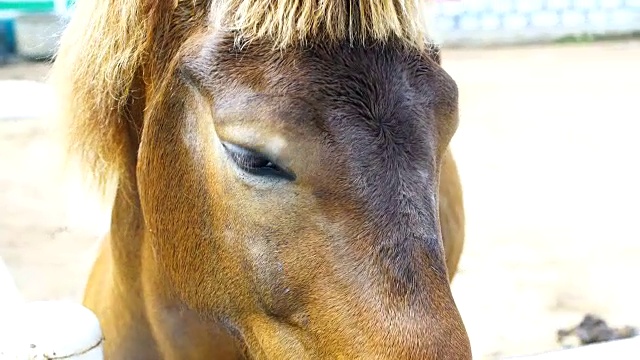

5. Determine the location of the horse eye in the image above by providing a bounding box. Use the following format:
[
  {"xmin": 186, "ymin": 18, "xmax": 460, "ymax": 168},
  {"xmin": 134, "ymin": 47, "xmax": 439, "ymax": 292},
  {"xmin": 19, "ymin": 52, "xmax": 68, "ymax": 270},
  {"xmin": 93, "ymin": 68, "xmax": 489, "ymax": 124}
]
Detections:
[{"xmin": 222, "ymin": 142, "xmax": 295, "ymax": 181}]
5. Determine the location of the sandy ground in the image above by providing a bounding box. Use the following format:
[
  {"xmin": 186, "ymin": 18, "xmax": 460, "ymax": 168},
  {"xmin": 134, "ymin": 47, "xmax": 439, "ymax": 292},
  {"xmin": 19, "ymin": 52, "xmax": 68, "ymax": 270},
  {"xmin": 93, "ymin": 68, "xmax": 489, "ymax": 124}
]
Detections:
[{"xmin": 1, "ymin": 42, "xmax": 639, "ymax": 359}]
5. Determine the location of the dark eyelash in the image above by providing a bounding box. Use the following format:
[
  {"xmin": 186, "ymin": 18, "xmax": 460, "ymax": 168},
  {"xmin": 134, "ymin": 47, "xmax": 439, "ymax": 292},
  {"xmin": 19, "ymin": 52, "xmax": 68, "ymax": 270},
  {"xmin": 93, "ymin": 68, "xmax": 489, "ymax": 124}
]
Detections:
[
  {"xmin": 231, "ymin": 150, "xmax": 275, "ymax": 170},
  {"xmin": 223, "ymin": 143, "xmax": 296, "ymax": 181}
]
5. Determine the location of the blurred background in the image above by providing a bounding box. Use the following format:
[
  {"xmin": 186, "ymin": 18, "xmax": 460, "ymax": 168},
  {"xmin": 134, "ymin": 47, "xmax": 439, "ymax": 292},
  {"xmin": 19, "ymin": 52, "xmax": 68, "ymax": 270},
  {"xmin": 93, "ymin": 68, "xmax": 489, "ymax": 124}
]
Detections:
[{"xmin": 1, "ymin": 0, "xmax": 639, "ymax": 359}]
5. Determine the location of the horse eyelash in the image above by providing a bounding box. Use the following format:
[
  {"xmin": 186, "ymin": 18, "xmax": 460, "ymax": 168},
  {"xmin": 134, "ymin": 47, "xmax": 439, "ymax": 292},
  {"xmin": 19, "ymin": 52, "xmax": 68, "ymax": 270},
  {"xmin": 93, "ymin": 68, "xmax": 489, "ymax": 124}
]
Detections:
[
  {"xmin": 222, "ymin": 142, "xmax": 296, "ymax": 181},
  {"xmin": 223, "ymin": 143, "xmax": 275, "ymax": 169},
  {"xmin": 235, "ymin": 152, "xmax": 274, "ymax": 170}
]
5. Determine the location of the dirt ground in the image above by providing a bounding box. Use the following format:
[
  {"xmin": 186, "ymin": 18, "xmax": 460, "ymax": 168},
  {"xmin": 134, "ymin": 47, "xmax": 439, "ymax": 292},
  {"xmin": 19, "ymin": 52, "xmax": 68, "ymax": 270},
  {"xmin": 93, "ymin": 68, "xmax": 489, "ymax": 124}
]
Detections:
[{"xmin": 1, "ymin": 41, "xmax": 639, "ymax": 359}]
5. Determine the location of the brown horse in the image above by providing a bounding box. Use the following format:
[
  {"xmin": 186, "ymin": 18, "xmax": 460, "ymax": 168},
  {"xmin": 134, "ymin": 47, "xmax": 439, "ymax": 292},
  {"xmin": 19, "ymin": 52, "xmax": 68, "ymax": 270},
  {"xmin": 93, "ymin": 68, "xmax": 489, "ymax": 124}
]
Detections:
[{"xmin": 49, "ymin": 0, "xmax": 471, "ymax": 358}]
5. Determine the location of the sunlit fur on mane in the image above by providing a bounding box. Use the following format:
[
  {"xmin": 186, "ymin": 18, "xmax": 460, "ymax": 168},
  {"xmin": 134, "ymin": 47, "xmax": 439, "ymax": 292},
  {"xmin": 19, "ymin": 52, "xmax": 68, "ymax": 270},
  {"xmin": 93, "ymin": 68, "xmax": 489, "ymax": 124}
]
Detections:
[
  {"xmin": 48, "ymin": 0, "xmax": 432, "ymax": 201},
  {"xmin": 214, "ymin": 0, "xmax": 431, "ymax": 49}
]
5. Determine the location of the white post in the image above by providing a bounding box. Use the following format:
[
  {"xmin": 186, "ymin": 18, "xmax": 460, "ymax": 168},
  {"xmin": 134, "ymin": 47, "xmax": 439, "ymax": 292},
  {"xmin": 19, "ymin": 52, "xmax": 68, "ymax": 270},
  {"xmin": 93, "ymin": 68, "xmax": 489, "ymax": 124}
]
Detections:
[
  {"xmin": 0, "ymin": 256, "xmax": 21, "ymax": 308},
  {"xmin": 0, "ymin": 256, "xmax": 104, "ymax": 360}
]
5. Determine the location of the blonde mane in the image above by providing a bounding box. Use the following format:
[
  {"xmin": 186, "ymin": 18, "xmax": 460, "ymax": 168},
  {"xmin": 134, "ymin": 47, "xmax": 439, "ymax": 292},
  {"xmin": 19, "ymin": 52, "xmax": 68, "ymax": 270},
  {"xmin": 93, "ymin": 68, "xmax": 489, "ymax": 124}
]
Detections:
[
  {"xmin": 214, "ymin": 0, "xmax": 430, "ymax": 49},
  {"xmin": 48, "ymin": 0, "xmax": 432, "ymax": 201}
]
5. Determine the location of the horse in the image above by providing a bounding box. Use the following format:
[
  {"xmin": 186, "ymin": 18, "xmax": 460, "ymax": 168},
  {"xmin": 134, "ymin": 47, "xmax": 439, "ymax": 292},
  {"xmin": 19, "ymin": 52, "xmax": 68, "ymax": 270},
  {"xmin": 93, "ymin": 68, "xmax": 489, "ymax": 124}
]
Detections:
[{"xmin": 49, "ymin": 0, "xmax": 471, "ymax": 358}]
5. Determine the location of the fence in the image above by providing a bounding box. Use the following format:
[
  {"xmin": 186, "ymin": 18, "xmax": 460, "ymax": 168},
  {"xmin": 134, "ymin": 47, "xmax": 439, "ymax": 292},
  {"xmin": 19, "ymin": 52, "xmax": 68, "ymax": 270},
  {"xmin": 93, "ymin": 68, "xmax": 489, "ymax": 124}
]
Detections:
[
  {"xmin": 1, "ymin": 0, "xmax": 639, "ymax": 58},
  {"xmin": 428, "ymin": 0, "xmax": 640, "ymax": 46}
]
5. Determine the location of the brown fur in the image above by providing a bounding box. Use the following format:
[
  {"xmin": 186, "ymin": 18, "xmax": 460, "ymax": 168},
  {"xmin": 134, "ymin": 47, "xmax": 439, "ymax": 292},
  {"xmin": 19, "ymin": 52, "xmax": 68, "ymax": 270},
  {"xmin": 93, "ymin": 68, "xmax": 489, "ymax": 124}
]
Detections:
[
  {"xmin": 50, "ymin": 0, "xmax": 470, "ymax": 359},
  {"xmin": 48, "ymin": 0, "xmax": 432, "ymax": 196}
]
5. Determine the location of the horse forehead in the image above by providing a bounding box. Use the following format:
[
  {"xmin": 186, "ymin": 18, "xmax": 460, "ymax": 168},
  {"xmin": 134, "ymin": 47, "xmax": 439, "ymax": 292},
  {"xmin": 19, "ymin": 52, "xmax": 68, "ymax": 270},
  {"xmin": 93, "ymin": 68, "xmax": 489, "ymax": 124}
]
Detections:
[
  {"xmin": 204, "ymin": 40, "xmax": 440, "ymax": 172},
  {"xmin": 207, "ymin": 41, "xmax": 437, "ymax": 125},
  {"xmin": 291, "ymin": 46, "xmax": 439, "ymax": 167}
]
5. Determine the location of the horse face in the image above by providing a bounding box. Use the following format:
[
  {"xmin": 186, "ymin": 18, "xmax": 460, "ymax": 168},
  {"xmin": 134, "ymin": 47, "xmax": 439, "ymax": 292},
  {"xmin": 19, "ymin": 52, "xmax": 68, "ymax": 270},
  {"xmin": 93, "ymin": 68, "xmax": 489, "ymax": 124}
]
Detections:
[{"xmin": 137, "ymin": 35, "xmax": 470, "ymax": 359}]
